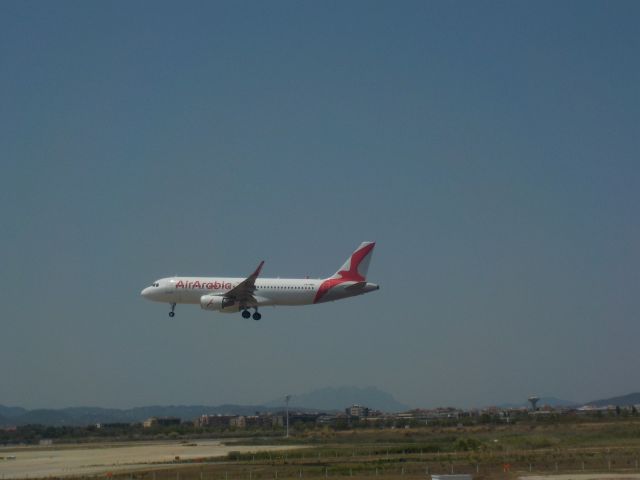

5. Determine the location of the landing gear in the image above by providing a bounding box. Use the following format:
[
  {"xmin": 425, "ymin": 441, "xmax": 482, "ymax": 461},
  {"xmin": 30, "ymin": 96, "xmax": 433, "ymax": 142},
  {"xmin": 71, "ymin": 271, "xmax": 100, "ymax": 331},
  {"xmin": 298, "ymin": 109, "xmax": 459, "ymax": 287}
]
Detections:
[
  {"xmin": 241, "ymin": 308, "xmax": 261, "ymax": 320},
  {"xmin": 169, "ymin": 303, "xmax": 176, "ymax": 317}
]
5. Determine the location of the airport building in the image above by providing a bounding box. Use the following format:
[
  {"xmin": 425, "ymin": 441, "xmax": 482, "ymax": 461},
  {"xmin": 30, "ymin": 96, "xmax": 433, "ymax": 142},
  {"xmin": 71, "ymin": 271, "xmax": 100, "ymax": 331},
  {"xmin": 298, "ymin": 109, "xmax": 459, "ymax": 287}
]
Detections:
[
  {"xmin": 346, "ymin": 405, "xmax": 370, "ymax": 418},
  {"xmin": 196, "ymin": 415, "xmax": 236, "ymax": 428},
  {"xmin": 96, "ymin": 423, "xmax": 130, "ymax": 429},
  {"xmin": 229, "ymin": 416, "xmax": 246, "ymax": 428},
  {"xmin": 143, "ymin": 417, "xmax": 181, "ymax": 428}
]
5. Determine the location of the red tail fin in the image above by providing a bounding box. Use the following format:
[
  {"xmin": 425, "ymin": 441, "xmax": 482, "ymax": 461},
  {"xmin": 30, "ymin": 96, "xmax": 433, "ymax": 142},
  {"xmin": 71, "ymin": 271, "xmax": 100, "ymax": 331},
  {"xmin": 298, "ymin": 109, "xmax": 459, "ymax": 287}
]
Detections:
[{"xmin": 330, "ymin": 242, "xmax": 375, "ymax": 281}]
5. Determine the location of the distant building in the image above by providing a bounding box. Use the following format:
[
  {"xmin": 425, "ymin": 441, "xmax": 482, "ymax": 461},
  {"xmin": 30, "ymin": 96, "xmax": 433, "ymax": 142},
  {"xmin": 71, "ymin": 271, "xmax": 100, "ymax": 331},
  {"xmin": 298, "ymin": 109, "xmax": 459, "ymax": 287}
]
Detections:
[
  {"xmin": 316, "ymin": 414, "xmax": 340, "ymax": 425},
  {"xmin": 143, "ymin": 417, "xmax": 181, "ymax": 428},
  {"xmin": 397, "ymin": 408, "xmax": 463, "ymax": 422},
  {"xmin": 229, "ymin": 416, "xmax": 246, "ymax": 428},
  {"xmin": 346, "ymin": 405, "xmax": 370, "ymax": 418},
  {"xmin": 196, "ymin": 413, "xmax": 290, "ymax": 429},
  {"xmin": 143, "ymin": 417, "xmax": 157, "ymax": 428},
  {"xmin": 289, "ymin": 413, "xmax": 323, "ymax": 424},
  {"xmin": 247, "ymin": 415, "xmax": 280, "ymax": 428},
  {"xmin": 196, "ymin": 415, "xmax": 234, "ymax": 428},
  {"xmin": 576, "ymin": 405, "xmax": 615, "ymax": 414},
  {"xmin": 157, "ymin": 417, "xmax": 181, "ymax": 426},
  {"xmin": 96, "ymin": 423, "xmax": 130, "ymax": 429}
]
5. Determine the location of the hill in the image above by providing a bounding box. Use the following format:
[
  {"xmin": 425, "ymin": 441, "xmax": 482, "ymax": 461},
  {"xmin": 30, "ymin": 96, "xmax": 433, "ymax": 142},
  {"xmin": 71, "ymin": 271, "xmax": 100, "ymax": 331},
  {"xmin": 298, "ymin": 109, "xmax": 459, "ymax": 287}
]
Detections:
[
  {"xmin": 0, "ymin": 387, "xmax": 410, "ymax": 426},
  {"xmin": 496, "ymin": 397, "xmax": 579, "ymax": 409},
  {"xmin": 0, "ymin": 404, "xmax": 286, "ymax": 427},
  {"xmin": 0, "ymin": 405, "xmax": 28, "ymax": 418},
  {"xmin": 587, "ymin": 392, "xmax": 640, "ymax": 407}
]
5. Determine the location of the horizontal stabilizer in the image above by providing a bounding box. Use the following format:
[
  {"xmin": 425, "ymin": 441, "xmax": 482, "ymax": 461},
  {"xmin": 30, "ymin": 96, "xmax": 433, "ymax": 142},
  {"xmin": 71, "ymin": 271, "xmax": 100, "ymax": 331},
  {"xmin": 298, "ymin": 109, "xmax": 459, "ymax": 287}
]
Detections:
[{"xmin": 345, "ymin": 281, "xmax": 367, "ymax": 291}]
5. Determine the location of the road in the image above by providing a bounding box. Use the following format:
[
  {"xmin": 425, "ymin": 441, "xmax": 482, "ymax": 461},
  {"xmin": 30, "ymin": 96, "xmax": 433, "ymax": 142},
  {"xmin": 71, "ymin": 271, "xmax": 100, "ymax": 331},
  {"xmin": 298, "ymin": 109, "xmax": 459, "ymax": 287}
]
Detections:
[{"xmin": 0, "ymin": 439, "xmax": 300, "ymax": 479}]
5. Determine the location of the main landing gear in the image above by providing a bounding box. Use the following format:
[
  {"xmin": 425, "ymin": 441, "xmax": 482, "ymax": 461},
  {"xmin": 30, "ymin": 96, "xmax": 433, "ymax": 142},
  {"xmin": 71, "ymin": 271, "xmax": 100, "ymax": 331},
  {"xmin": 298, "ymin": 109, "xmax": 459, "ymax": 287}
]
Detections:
[
  {"xmin": 169, "ymin": 303, "xmax": 176, "ymax": 317},
  {"xmin": 241, "ymin": 308, "xmax": 261, "ymax": 321}
]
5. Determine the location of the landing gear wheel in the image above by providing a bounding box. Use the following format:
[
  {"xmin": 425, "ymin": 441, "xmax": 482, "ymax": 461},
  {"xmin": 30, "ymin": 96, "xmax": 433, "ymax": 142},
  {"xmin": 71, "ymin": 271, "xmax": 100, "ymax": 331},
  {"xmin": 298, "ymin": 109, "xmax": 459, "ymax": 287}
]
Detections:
[
  {"xmin": 252, "ymin": 312, "xmax": 262, "ymax": 321},
  {"xmin": 241, "ymin": 310, "xmax": 251, "ymax": 319},
  {"xmin": 169, "ymin": 311, "xmax": 175, "ymax": 318},
  {"xmin": 169, "ymin": 303, "xmax": 176, "ymax": 317}
]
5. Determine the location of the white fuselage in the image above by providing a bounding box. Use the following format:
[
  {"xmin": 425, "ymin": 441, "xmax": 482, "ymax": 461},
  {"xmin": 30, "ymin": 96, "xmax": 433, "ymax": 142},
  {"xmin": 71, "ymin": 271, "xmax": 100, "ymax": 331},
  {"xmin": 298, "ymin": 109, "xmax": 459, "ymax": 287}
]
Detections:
[
  {"xmin": 141, "ymin": 276, "xmax": 378, "ymax": 312},
  {"xmin": 141, "ymin": 241, "xmax": 379, "ymax": 318}
]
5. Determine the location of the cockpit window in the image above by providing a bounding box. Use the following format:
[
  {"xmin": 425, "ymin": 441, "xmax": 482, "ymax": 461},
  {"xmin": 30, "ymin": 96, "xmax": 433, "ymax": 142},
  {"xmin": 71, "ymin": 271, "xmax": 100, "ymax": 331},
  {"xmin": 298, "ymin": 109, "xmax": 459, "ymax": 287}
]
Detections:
[{"xmin": 151, "ymin": 282, "xmax": 159, "ymax": 287}]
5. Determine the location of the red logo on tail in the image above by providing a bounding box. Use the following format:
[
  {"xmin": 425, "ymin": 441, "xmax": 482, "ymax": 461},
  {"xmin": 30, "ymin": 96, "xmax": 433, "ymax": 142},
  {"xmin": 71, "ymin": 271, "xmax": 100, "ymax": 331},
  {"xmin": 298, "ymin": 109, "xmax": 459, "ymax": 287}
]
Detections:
[
  {"xmin": 334, "ymin": 242, "xmax": 375, "ymax": 282},
  {"xmin": 313, "ymin": 242, "xmax": 375, "ymax": 303}
]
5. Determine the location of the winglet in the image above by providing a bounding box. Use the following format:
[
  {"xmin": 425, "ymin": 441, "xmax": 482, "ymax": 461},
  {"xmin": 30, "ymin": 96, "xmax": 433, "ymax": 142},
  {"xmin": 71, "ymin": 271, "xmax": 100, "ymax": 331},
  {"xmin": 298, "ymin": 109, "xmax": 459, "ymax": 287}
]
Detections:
[
  {"xmin": 251, "ymin": 260, "xmax": 265, "ymax": 280},
  {"xmin": 223, "ymin": 260, "xmax": 265, "ymax": 302}
]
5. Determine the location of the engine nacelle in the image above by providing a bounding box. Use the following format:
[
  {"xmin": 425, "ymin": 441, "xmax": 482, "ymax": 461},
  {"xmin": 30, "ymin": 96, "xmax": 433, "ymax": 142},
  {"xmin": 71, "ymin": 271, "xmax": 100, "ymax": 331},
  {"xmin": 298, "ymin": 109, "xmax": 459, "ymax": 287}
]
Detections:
[{"xmin": 200, "ymin": 294, "xmax": 237, "ymax": 312}]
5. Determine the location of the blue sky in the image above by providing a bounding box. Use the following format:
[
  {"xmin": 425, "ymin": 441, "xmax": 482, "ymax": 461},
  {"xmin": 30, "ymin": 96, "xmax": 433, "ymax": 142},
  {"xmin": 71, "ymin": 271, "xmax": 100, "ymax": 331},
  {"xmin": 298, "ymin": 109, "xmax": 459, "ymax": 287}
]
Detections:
[{"xmin": 1, "ymin": 1, "xmax": 639, "ymax": 409}]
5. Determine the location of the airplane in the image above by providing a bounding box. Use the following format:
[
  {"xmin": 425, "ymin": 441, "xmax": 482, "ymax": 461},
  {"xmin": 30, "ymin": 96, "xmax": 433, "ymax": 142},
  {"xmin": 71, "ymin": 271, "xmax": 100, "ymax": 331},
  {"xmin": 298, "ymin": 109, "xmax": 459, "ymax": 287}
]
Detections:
[{"xmin": 140, "ymin": 242, "xmax": 379, "ymax": 320}]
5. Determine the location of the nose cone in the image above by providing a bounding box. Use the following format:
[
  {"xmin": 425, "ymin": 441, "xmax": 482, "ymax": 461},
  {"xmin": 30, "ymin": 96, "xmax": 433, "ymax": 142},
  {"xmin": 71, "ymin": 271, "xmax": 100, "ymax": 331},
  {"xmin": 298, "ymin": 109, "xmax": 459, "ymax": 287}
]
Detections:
[{"xmin": 140, "ymin": 287, "xmax": 151, "ymax": 298}]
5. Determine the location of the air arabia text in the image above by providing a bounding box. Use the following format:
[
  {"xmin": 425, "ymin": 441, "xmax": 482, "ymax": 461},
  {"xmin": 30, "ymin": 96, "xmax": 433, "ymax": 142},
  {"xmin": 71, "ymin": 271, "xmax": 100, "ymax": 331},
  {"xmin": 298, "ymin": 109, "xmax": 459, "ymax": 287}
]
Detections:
[{"xmin": 175, "ymin": 280, "xmax": 233, "ymax": 290}]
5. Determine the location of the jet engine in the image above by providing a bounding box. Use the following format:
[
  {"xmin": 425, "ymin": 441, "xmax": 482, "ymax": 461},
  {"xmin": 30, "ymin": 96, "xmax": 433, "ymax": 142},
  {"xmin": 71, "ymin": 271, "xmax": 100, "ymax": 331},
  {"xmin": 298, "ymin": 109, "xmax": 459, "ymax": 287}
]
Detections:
[{"xmin": 200, "ymin": 294, "xmax": 237, "ymax": 312}]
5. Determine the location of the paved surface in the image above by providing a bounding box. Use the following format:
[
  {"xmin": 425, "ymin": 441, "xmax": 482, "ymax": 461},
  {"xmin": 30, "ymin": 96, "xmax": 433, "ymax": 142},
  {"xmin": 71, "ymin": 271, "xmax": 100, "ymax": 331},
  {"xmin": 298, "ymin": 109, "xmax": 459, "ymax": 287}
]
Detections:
[
  {"xmin": 521, "ymin": 475, "xmax": 640, "ymax": 480},
  {"xmin": 0, "ymin": 440, "xmax": 300, "ymax": 479}
]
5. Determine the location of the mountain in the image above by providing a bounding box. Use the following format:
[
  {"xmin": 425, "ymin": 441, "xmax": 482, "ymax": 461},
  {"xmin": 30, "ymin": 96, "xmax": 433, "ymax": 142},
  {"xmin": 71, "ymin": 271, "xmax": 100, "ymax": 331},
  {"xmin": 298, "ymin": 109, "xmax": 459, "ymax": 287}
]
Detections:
[
  {"xmin": 128, "ymin": 404, "xmax": 270, "ymax": 419},
  {"xmin": 0, "ymin": 405, "xmax": 28, "ymax": 418},
  {"xmin": 496, "ymin": 397, "xmax": 579, "ymax": 409},
  {"xmin": 586, "ymin": 392, "xmax": 640, "ymax": 407},
  {"xmin": 0, "ymin": 404, "xmax": 285, "ymax": 427},
  {"xmin": 266, "ymin": 386, "xmax": 409, "ymax": 412}
]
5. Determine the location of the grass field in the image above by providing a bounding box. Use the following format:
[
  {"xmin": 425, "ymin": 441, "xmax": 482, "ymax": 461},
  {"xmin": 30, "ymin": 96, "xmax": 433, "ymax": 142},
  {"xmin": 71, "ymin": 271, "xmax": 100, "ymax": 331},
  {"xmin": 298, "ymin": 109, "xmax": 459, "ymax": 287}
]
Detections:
[
  {"xmin": 97, "ymin": 420, "xmax": 640, "ymax": 480},
  {"xmin": 4, "ymin": 419, "xmax": 640, "ymax": 480}
]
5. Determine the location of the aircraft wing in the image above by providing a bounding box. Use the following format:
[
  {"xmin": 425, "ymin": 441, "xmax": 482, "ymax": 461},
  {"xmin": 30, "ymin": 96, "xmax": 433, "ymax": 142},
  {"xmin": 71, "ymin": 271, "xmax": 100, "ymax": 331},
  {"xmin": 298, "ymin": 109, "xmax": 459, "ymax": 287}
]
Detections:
[{"xmin": 224, "ymin": 260, "xmax": 264, "ymax": 305}]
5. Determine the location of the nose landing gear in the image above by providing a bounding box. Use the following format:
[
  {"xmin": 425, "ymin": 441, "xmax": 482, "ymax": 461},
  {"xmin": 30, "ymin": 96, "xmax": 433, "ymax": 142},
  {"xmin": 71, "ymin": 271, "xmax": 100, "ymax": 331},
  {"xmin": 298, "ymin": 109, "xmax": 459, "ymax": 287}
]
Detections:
[{"xmin": 169, "ymin": 303, "xmax": 176, "ymax": 317}]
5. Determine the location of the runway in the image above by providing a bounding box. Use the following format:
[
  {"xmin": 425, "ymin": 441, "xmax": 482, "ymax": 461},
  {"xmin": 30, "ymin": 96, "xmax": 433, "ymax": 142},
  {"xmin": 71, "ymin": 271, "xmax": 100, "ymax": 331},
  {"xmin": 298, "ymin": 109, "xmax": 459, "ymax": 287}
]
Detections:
[
  {"xmin": 0, "ymin": 439, "xmax": 301, "ymax": 479},
  {"xmin": 520, "ymin": 475, "xmax": 640, "ymax": 480}
]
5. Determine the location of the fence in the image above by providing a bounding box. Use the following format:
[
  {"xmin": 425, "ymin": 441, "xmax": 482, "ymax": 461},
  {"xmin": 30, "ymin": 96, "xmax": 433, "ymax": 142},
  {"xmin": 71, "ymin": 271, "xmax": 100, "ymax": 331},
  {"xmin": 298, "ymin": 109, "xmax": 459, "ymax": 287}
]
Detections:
[{"xmin": 96, "ymin": 451, "xmax": 640, "ymax": 480}]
